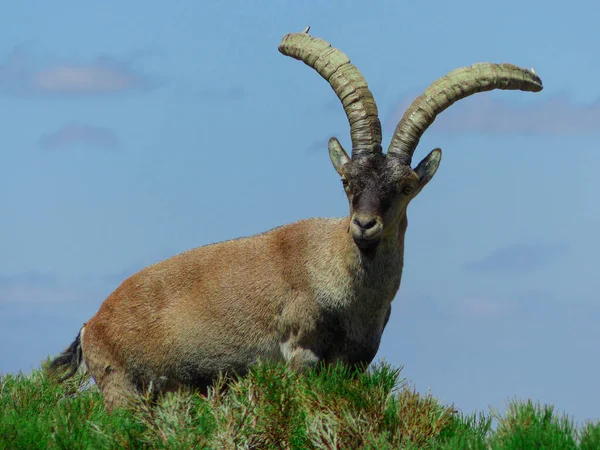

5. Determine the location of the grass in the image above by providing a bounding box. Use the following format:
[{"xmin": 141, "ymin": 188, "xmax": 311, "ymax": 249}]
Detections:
[{"xmin": 1, "ymin": 360, "xmax": 599, "ymax": 449}]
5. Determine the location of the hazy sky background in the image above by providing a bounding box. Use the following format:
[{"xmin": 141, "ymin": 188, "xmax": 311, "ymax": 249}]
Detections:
[{"xmin": 1, "ymin": 1, "xmax": 599, "ymax": 423}]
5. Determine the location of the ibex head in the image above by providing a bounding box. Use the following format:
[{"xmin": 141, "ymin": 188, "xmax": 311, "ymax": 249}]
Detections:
[
  {"xmin": 279, "ymin": 27, "xmax": 542, "ymax": 251},
  {"xmin": 328, "ymin": 139, "xmax": 435, "ymax": 250}
]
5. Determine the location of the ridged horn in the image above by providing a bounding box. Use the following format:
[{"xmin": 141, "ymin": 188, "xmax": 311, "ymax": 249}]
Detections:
[
  {"xmin": 387, "ymin": 63, "xmax": 543, "ymax": 165},
  {"xmin": 278, "ymin": 27, "xmax": 382, "ymax": 157}
]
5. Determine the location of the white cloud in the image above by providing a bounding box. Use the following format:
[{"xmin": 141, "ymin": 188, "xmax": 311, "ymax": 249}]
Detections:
[
  {"xmin": 453, "ymin": 296, "xmax": 516, "ymax": 320},
  {"xmin": 385, "ymin": 92, "xmax": 600, "ymax": 136},
  {"xmin": 0, "ymin": 272, "xmax": 82, "ymax": 304},
  {"xmin": 39, "ymin": 122, "xmax": 118, "ymax": 150},
  {"xmin": 464, "ymin": 242, "xmax": 569, "ymax": 273},
  {"xmin": 0, "ymin": 48, "xmax": 157, "ymax": 97}
]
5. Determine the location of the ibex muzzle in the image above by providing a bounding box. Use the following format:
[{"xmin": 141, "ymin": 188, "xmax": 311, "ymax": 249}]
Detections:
[{"xmin": 49, "ymin": 27, "xmax": 543, "ymax": 412}]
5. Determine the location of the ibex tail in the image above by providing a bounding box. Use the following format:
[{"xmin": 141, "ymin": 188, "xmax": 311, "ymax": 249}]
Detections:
[{"xmin": 48, "ymin": 328, "xmax": 84, "ymax": 382}]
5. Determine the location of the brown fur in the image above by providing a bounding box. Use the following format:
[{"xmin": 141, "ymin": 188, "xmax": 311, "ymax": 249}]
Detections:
[{"xmin": 76, "ymin": 214, "xmax": 412, "ymax": 410}]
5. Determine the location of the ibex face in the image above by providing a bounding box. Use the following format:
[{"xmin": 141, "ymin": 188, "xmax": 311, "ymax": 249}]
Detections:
[
  {"xmin": 48, "ymin": 27, "xmax": 543, "ymax": 413},
  {"xmin": 329, "ymin": 139, "xmax": 440, "ymax": 250}
]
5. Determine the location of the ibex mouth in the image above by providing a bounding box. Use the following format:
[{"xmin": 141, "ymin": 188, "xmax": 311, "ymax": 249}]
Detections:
[{"xmin": 353, "ymin": 237, "xmax": 380, "ymax": 251}]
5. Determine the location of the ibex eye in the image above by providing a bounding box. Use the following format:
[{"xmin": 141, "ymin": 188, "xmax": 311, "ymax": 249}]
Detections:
[{"xmin": 402, "ymin": 186, "xmax": 413, "ymax": 195}]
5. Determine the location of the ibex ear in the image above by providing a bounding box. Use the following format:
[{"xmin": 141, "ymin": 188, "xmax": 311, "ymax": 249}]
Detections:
[
  {"xmin": 414, "ymin": 148, "xmax": 442, "ymax": 188},
  {"xmin": 328, "ymin": 137, "xmax": 350, "ymax": 176}
]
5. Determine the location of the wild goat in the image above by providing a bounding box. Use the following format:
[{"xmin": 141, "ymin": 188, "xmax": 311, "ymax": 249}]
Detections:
[{"xmin": 49, "ymin": 27, "xmax": 543, "ymax": 411}]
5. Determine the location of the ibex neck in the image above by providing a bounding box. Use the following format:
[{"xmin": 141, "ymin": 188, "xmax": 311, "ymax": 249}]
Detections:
[
  {"xmin": 313, "ymin": 215, "xmax": 407, "ymax": 314},
  {"xmin": 341, "ymin": 214, "xmax": 407, "ymax": 283}
]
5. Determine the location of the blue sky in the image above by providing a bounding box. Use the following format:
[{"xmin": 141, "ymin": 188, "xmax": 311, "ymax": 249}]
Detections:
[{"xmin": 1, "ymin": 0, "xmax": 599, "ymax": 423}]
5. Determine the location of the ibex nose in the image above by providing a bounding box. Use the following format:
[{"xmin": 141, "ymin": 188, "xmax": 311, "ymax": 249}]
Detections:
[
  {"xmin": 353, "ymin": 216, "xmax": 377, "ymax": 230},
  {"xmin": 350, "ymin": 213, "xmax": 383, "ymax": 250}
]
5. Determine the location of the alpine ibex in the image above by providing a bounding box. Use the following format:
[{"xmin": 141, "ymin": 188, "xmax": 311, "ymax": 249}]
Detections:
[{"xmin": 49, "ymin": 28, "xmax": 543, "ymax": 411}]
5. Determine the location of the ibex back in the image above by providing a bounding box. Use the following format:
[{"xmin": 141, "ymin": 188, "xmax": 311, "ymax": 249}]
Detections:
[{"xmin": 49, "ymin": 28, "xmax": 543, "ymax": 411}]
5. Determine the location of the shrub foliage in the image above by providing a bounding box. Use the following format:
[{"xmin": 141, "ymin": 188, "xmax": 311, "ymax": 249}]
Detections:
[{"xmin": 0, "ymin": 360, "xmax": 598, "ymax": 449}]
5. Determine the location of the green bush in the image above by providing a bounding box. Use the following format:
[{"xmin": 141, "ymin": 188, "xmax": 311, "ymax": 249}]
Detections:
[{"xmin": 0, "ymin": 360, "xmax": 597, "ymax": 449}]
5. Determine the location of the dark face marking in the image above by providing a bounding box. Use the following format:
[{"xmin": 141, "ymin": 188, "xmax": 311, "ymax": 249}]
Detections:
[
  {"xmin": 341, "ymin": 155, "xmax": 419, "ymax": 247},
  {"xmin": 346, "ymin": 156, "xmax": 410, "ymax": 212}
]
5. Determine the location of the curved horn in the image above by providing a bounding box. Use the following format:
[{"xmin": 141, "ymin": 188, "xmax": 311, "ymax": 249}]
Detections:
[
  {"xmin": 387, "ymin": 63, "xmax": 543, "ymax": 165},
  {"xmin": 278, "ymin": 27, "xmax": 382, "ymax": 157}
]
